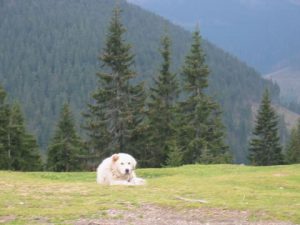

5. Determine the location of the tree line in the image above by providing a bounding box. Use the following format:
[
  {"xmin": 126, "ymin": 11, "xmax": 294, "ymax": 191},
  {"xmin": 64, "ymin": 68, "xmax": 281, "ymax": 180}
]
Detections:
[
  {"xmin": 1, "ymin": 0, "xmax": 281, "ymax": 163},
  {"xmin": 0, "ymin": 7, "xmax": 299, "ymax": 171}
]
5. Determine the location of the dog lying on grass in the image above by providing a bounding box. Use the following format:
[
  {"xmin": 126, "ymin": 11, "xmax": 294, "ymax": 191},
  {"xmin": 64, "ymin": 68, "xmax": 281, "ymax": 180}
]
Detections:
[{"xmin": 96, "ymin": 153, "xmax": 146, "ymax": 186}]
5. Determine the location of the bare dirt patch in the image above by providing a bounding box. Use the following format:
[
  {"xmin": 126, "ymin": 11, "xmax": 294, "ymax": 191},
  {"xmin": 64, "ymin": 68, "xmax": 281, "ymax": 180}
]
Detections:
[
  {"xmin": 74, "ymin": 204, "xmax": 294, "ymax": 225},
  {"xmin": 0, "ymin": 215, "xmax": 16, "ymax": 224},
  {"xmin": 30, "ymin": 216, "xmax": 54, "ymax": 225}
]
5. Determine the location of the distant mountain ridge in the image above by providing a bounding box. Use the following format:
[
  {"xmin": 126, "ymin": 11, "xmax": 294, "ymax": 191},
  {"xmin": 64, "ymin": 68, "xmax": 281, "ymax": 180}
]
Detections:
[
  {"xmin": 127, "ymin": 0, "xmax": 300, "ymax": 74},
  {"xmin": 0, "ymin": 0, "xmax": 280, "ymax": 163},
  {"xmin": 266, "ymin": 68, "xmax": 300, "ymax": 103}
]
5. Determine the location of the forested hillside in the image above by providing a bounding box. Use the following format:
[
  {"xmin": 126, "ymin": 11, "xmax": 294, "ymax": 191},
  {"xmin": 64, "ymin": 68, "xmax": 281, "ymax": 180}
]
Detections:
[
  {"xmin": 0, "ymin": 0, "xmax": 280, "ymax": 163},
  {"xmin": 128, "ymin": 0, "xmax": 300, "ymax": 74},
  {"xmin": 129, "ymin": 0, "xmax": 300, "ymax": 104}
]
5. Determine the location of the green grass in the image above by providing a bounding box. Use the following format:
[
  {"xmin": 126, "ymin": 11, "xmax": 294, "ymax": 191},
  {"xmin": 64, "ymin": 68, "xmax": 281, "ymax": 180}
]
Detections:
[{"xmin": 0, "ymin": 164, "xmax": 299, "ymax": 224}]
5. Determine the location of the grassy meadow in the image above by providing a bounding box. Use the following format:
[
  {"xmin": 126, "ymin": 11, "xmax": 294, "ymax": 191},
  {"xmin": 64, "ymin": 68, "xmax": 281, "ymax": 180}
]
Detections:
[{"xmin": 0, "ymin": 164, "xmax": 299, "ymax": 224}]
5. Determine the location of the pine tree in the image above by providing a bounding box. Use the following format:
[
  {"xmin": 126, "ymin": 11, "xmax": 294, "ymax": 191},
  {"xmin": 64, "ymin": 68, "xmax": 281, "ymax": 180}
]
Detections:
[
  {"xmin": 83, "ymin": 7, "xmax": 145, "ymax": 162},
  {"xmin": 0, "ymin": 85, "xmax": 11, "ymax": 169},
  {"xmin": 249, "ymin": 89, "xmax": 283, "ymax": 165},
  {"xmin": 0, "ymin": 85, "xmax": 42, "ymax": 171},
  {"xmin": 285, "ymin": 119, "xmax": 300, "ymax": 164},
  {"xmin": 145, "ymin": 33, "xmax": 179, "ymax": 167},
  {"xmin": 178, "ymin": 28, "xmax": 230, "ymax": 164},
  {"xmin": 21, "ymin": 133, "xmax": 42, "ymax": 171},
  {"xmin": 165, "ymin": 140, "xmax": 184, "ymax": 167},
  {"xmin": 47, "ymin": 103, "xmax": 84, "ymax": 171},
  {"xmin": 7, "ymin": 104, "xmax": 24, "ymax": 170},
  {"xmin": 9, "ymin": 104, "xmax": 41, "ymax": 170},
  {"xmin": 1, "ymin": 102, "xmax": 42, "ymax": 171}
]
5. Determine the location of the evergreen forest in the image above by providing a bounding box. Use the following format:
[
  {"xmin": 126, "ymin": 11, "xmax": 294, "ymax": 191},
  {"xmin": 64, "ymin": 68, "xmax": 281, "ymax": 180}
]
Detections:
[{"xmin": 0, "ymin": 0, "xmax": 284, "ymax": 166}]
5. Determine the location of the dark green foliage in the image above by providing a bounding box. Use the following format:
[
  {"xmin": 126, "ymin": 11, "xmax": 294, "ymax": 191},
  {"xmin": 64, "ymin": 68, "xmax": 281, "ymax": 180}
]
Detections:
[
  {"xmin": 21, "ymin": 133, "xmax": 42, "ymax": 171},
  {"xmin": 165, "ymin": 140, "xmax": 184, "ymax": 167},
  {"xmin": 178, "ymin": 29, "xmax": 231, "ymax": 164},
  {"xmin": 285, "ymin": 119, "xmax": 300, "ymax": 164},
  {"xmin": 82, "ymin": 101, "xmax": 111, "ymax": 163},
  {"xmin": 0, "ymin": 0, "xmax": 281, "ymax": 163},
  {"xmin": 0, "ymin": 85, "xmax": 10, "ymax": 169},
  {"xmin": 144, "ymin": 34, "xmax": 179, "ymax": 167},
  {"xmin": 47, "ymin": 104, "xmax": 84, "ymax": 172},
  {"xmin": 8, "ymin": 104, "xmax": 42, "ymax": 171},
  {"xmin": 0, "ymin": 85, "xmax": 42, "ymax": 171},
  {"xmin": 83, "ymin": 7, "xmax": 145, "ymax": 162},
  {"xmin": 181, "ymin": 28, "xmax": 209, "ymax": 94},
  {"xmin": 249, "ymin": 89, "xmax": 283, "ymax": 166}
]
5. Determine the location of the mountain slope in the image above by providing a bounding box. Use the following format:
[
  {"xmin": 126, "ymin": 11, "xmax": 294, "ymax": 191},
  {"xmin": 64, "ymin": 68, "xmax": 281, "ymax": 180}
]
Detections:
[
  {"xmin": 0, "ymin": 0, "xmax": 279, "ymax": 163},
  {"xmin": 265, "ymin": 67, "xmax": 300, "ymax": 103},
  {"xmin": 127, "ymin": 0, "xmax": 300, "ymax": 74}
]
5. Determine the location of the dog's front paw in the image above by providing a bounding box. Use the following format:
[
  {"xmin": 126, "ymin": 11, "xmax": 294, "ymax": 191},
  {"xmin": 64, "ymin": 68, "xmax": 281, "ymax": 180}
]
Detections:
[{"xmin": 132, "ymin": 177, "xmax": 146, "ymax": 185}]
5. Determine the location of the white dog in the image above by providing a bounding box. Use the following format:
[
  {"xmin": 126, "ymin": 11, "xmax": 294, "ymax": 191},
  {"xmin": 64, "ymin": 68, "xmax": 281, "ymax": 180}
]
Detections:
[{"xmin": 96, "ymin": 153, "xmax": 146, "ymax": 186}]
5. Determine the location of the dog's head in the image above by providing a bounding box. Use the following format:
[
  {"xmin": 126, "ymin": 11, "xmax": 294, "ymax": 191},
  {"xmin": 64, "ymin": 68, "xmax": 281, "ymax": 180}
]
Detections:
[{"xmin": 111, "ymin": 153, "xmax": 137, "ymax": 176}]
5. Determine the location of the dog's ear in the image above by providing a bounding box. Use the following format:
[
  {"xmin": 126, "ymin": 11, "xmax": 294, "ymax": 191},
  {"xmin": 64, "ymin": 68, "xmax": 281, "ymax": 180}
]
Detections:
[{"xmin": 112, "ymin": 154, "xmax": 119, "ymax": 162}]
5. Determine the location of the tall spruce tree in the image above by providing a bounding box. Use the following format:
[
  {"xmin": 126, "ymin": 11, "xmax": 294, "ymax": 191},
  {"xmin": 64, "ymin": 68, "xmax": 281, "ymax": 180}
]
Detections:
[
  {"xmin": 145, "ymin": 33, "xmax": 179, "ymax": 167},
  {"xmin": 47, "ymin": 103, "xmax": 84, "ymax": 171},
  {"xmin": 0, "ymin": 85, "xmax": 11, "ymax": 169},
  {"xmin": 21, "ymin": 133, "xmax": 42, "ymax": 171},
  {"xmin": 83, "ymin": 7, "xmax": 145, "ymax": 162},
  {"xmin": 178, "ymin": 28, "xmax": 230, "ymax": 164},
  {"xmin": 0, "ymin": 85, "xmax": 10, "ymax": 169},
  {"xmin": 8, "ymin": 104, "xmax": 42, "ymax": 171},
  {"xmin": 249, "ymin": 89, "xmax": 283, "ymax": 165},
  {"xmin": 285, "ymin": 119, "xmax": 300, "ymax": 164},
  {"xmin": 1, "ymin": 85, "xmax": 41, "ymax": 171},
  {"xmin": 0, "ymin": 94, "xmax": 41, "ymax": 171}
]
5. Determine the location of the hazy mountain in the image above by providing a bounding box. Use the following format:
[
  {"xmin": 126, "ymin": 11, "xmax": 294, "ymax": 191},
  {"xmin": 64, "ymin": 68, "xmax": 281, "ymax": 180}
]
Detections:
[
  {"xmin": 266, "ymin": 67, "xmax": 300, "ymax": 102},
  {"xmin": 127, "ymin": 0, "xmax": 300, "ymax": 74},
  {"xmin": 0, "ymin": 0, "xmax": 280, "ymax": 163}
]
